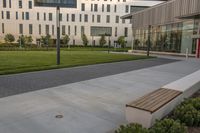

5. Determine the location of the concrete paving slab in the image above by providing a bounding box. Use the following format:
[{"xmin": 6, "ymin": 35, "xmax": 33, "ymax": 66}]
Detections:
[{"xmin": 0, "ymin": 59, "xmax": 200, "ymax": 133}]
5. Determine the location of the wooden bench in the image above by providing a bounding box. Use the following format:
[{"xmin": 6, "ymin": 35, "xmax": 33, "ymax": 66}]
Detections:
[
  {"xmin": 126, "ymin": 70, "xmax": 200, "ymax": 128},
  {"xmin": 125, "ymin": 88, "xmax": 182, "ymax": 128}
]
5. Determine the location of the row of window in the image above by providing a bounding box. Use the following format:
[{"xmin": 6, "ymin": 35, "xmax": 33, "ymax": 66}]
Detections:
[
  {"xmin": 1, "ymin": 11, "xmax": 129, "ymax": 24},
  {"xmin": 2, "ymin": 0, "xmax": 32, "ymax": 9},
  {"xmin": 1, "ymin": 23, "xmax": 128, "ymax": 37},
  {"xmin": 81, "ymin": 3, "xmax": 129, "ymax": 13},
  {"xmin": 2, "ymin": 1, "xmax": 129, "ymax": 13}
]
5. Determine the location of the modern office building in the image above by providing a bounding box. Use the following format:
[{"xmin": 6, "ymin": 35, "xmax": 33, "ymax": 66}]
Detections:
[
  {"xmin": 123, "ymin": 0, "xmax": 200, "ymax": 56},
  {"xmin": 0, "ymin": 0, "xmax": 162, "ymax": 46}
]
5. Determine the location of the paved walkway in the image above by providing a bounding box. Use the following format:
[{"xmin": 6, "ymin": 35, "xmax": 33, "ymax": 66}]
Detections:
[
  {"xmin": 0, "ymin": 58, "xmax": 199, "ymax": 133},
  {"xmin": 0, "ymin": 58, "xmax": 176, "ymax": 98}
]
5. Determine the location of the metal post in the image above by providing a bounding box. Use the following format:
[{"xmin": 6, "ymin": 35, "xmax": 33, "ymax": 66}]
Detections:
[
  {"xmin": 108, "ymin": 36, "xmax": 111, "ymax": 53},
  {"xmin": 147, "ymin": 25, "xmax": 151, "ymax": 57},
  {"xmin": 56, "ymin": 6, "xmax": 60, "ymax": 65}
]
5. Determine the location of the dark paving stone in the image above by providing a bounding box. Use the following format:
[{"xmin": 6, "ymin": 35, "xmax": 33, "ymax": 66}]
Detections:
[{"xmin": 0, "ymin": 58, "xmax": 178, "ymax": 98}]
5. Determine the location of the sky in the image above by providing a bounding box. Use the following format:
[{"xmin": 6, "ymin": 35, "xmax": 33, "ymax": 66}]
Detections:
[{"xmin": 132, "ymin": 0, "xmax": 164, "ymax": 6}]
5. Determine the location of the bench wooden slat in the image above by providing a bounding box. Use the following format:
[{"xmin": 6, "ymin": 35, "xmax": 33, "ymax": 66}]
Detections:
[
  {"xmin": 133, "ymin": 88, "xmax": 169, "ymax": 108},
  {"xmin": 132, "ymin": 88, "xmax": 168, "ymax": 106},
  {"xmin": 138, "ymin": 89, "xmax": 175, "ymax": 109},
  {"xmin": 126, "ymin": 88, "xmax": 182, "ymax": 113}
]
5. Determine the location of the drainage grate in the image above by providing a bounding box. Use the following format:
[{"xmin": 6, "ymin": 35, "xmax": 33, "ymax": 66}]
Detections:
[{"xmin": 55, "ymin": 115, "xmax": 64, "ymax": 119}]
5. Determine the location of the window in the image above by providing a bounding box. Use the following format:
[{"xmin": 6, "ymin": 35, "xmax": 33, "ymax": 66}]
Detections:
[
  {"xmin": 44, "ymin": 13, "xmax": 46, "ymax": 21},
  {"xmin": 71, "ymin": 14, "xmax": 75, "ymax": 22},
  {"xmin": 19, "ymin": 24, "xmax": 23, "ymax": 34},
  {"xmin": 1, "ymin": 11, "xmax": 4, "ymax": 19},
  {"xmin": 52, "ymin": 25, "xmax": 54, "ymax": 35},
  {"xmin": 68, "ymin": 25, "xmax": 70, "ymax": 35},
  {"xmin": 94, "ymin": 4, "xmax": 98, "ymax": 12},
  {"xmin": 106, "ymin": 15, "xmax": 110, "ymax": 23},
  {"xmin": 74, "ymin": 25, "xmax": 77, "ymax": 35},
  {"xmin": 66, "ymin": 14, "xmax": 69, "ymax": 21},
  {"xmin": 84, "ymin": 14, "xmax": 88, "ymax": 22},
  {"xmin": 115, "ymin": 16, "xmax": 119, "ymax": 23},
  {"xmin": 2, "ymin": 23, "xmax": 4, "ymax": 33},
  {"xmin": 25, "ymin": 12, "xmax": 29, "ymax": 20},
  {"xmin": 81, "ymin": 3, "xmax": 85, "ymax": 11},
  {"xmin": 37, "ymin": 12, "xmax": 39, "ymax": 20},
  {"xmin": 59, "ymin": 13, "xmax": 62, "ymax": 21},
  {"xmin": 97, "ymin": 15, "xmax": 101, "ymax": 23},
  {"xmin": 28, "ymin": 1, "xmax": 32, "ymax": 9},
  {"xmin": 39, "ymin": 24, "xmax": 41, "ymax": 35},
  {"xmin": 49, "ymin": 13, "xmax": 53, "ymax": 21},
  {"xmin": 107, "ymin": 4, "xmax": 110, "ymax": 12},
  {"xmin": 62, "ymin": 25, "xmax": 66, "ymax": 35},
  {"xmin": 115, "ymin": 27, "xmax": 117, "ymax": 37},
  {"xmin": 19, "ymin": 0, "xmax": 22, "ymax": 8},
  {"xmin": 3, "ymin": 0, "xmax": 6, "ymax": 8},
  {"xmin": 79, "ymin": 14, "xmax": 82, "ymax": 22},
  {"xmin": 125, "ymin": 5, "xmax": 129, "ymax": 13},
  {"xmin": 6, "ymin": 11, "xmax": 10, "ymax": 19},
  {"xmin": 16, "ymin": 12, "xmax": 18, "ymax": 20},
  {"xmin": 22, "ymin": 12, "xmax": 24, "ymax": 20},
  {"xmin": 29, "ymin": 24, "xmax": 33, "ymax": 34},
  {"xmin": 114, "ymin": 5, "xmax": 117, "ymax": 12},
  {"xmin": 9, "ymin": 0, "xmax": 11, "ymax": 8},
  {"xmin": 45, "ymin": 25, "xmax": 49, "ymax": 35},
  {"xmin": 81, "ymin": 26, "xmax": 85, "ymax": 35},
  {"xmin": 124, "ymin": 27, "xmax": 128, "ymax": 37}
]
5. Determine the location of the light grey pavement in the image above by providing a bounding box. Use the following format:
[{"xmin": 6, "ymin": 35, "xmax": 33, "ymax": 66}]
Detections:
[
  {"xmin": 0, "ymin": 58, "xmax": 176, "ymax": 98},
  {"xmin": 0, "ymin": 59, "xmax": 200, "ymax": 133}
]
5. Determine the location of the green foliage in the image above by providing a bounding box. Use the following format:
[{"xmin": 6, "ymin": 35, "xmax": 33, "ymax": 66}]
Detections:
[
  {"xmin": 24, "ymin": 36, "xmax": 33, "ymax": 44},
  {"xmin": 99, "ymin": 35, "xmax": 107, "ymax": 47},
  {"xmin": 40, "ymin": 34, "xmax": 53, "ymax": 48},
  {"xmin": 4, "ymin": 34, "xmax": 15, "ymax": 43},
  {"xmin": 115, "ymin": 123, "xmax": 149, "ymax": 133},
  {"xmin": 150, "ymin": 119, "xmax": 187, "ymax": 133},
  {"xmin": 134, "ymin": 39, "xmax": 140, "ymax": 47},
  {"xmin": 62, "ymin": 34, "xmax": 70, "ymax": 46},
  {"xmin": 172, "ymin": 98, "xmax": 200, "ymax": 127},
  {"xmin": 81, "ymin": 34, "xmax": 88, "ymax": 46},
  {"xmin": 17, "ymin": 35, "xmax": 26, "ymax": 47},
  {"xmin": 118, "ymin": 36, "xmax": 126, "ymax": 48}
]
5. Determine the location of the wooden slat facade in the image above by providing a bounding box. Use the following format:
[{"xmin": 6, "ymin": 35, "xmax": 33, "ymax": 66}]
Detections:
[{"xmin": 131, "ymin": 0, "xmax": 200, "ymax": 29}]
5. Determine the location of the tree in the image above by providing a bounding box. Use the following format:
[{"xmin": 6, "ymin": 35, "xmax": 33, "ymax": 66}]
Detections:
[
  {"xmin": 81, "ymin": 34, "xmax": 88, "ymax": 46},
  {"xmin": 17, "ymin": 35, "xmax": 26, "ymax": 47},
  {"xmin": 40, "ymin": 34, "xmax": 51, "ymax": 50},
  {"xmin": 4, "ymin": 34, "xmax": 15, "ymax": 43},
  {"xmin": 62, "ymin": 35, "xmax": 70, "ymax": 47},
  {"xmin": 118, "ymin": 36, "xmax": 126, "ymax": 48},
  {"xmin": 25, "ymin": 36, "xmax": 33, "ymax": 45},
  {"xmin": 99, "ymin": 35, "xmax": 107, "ymax": 47}
]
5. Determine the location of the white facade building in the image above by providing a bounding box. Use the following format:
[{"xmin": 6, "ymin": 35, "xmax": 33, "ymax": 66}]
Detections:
[{"xmin": 0, "ymin": 0, "xmax": 161, "ymax": 46}]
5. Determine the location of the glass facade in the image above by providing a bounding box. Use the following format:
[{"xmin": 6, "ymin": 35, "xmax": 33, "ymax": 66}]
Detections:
[{"xmin": 133, "ymin": 19, "xmax": 200, "ymax": 53}]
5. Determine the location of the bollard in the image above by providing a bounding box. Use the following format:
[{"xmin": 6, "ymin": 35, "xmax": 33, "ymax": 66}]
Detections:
[{"xmin": 186, "ymin": 48, "xmax": 189, "ymax": 60}]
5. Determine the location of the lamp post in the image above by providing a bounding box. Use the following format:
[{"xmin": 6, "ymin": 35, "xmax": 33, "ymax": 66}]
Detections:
[
  {"xmin": 56, "ymin": 6, "xmax": 60, "ymax": 65},
  {"xmin": 147, "ymin": 25, "xmax": 151, "ymax": 57}
]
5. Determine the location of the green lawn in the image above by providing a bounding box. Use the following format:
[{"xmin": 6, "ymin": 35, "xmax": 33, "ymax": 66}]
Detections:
[{"xmin": 0, "ymin": 51, "xmax": 151, "ymax": 75}]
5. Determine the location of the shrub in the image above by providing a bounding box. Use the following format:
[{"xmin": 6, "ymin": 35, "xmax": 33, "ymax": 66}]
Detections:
[
  {"xmin": 118, "ymin": 36, "xmax": 126, "ymax": 48},
  {"xmin": 99, "ymin": 35, "xmax": 107, "ymax": 46},
  {"xmin": 62, "ymin": 34, "xmax": 70, "ymax": 47},
  {"xmin": 115, "ymin": 123, "xmax": 149, "ymax": 133},
  {"xmin": 172, "ymin": 98, "xmax": 200, "ymax": 127},
  {"xmin": 17, "ymin": 35, "xmax": 26, "ymax": 47},
  {"xmin": 81, "ymin": 34, "xmax": 88, "ymax": 46},
  {"xmin": 150, "ymin": 119, "xmax": 187, "ymax": 133},
  {"xmin": 4, "ymin": 34, "xmax": 15, "ymax": 43}
]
